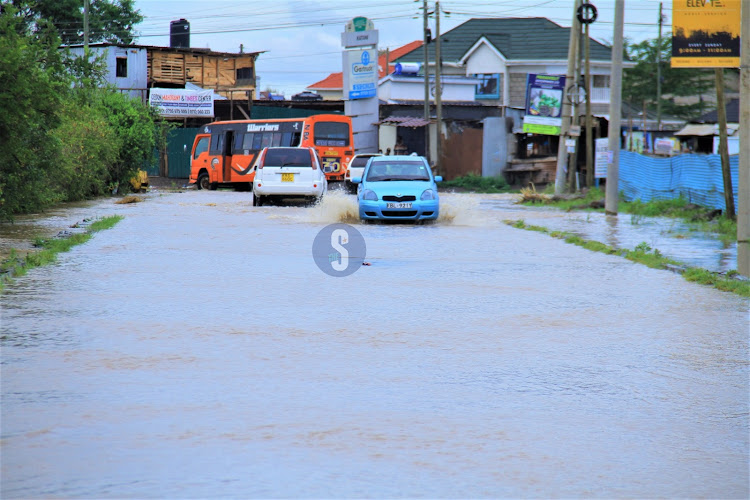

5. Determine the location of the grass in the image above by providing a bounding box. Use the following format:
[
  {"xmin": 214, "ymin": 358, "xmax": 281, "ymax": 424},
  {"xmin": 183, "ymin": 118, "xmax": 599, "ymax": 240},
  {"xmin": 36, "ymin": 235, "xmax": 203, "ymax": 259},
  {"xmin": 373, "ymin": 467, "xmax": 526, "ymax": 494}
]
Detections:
[
  {"xmin": 505, "ymin": 219, "xmax": 749, "ymax": 297},
  {"xmin": 440, "ymin": 173, "xmax": 513, "ymax": 193},
  {"xmin": 519, "ymin": 187, "xmax": 737, "ymax": 242},
  {"xmin": 0, "ymin": 215, "xmax": 123, "ymax": 293}
]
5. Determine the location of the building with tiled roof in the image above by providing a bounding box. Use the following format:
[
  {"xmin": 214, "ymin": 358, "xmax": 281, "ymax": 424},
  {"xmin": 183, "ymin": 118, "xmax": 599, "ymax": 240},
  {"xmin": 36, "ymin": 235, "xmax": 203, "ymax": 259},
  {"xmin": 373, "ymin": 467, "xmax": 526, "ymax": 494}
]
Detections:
[
  {"xmin": 306, "ymin": 40, "xmax": 422, "ymax": 100},
  {"xmin": 394, "ymin": 17, "xmax": 632, "ymax": 114}
]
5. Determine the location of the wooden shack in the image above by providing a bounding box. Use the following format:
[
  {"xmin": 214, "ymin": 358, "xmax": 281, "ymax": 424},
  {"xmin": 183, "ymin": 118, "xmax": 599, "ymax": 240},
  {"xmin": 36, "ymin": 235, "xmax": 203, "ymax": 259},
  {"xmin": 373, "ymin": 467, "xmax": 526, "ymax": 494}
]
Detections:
[{"xmin": 147, "ymin": 47, "xmax": 261, "ymax": 100}]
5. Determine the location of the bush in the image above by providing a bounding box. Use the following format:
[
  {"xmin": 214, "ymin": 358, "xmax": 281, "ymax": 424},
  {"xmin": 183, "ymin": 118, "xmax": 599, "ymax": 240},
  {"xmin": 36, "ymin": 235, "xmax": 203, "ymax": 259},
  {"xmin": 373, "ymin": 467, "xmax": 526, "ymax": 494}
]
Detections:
[
  {"xmin": 53, "ymin": 101, "xmax": 118, "ymax": 201},
  {"xmin": 440, "ymin": 173, "xmax": 511, "ymax": 193}
]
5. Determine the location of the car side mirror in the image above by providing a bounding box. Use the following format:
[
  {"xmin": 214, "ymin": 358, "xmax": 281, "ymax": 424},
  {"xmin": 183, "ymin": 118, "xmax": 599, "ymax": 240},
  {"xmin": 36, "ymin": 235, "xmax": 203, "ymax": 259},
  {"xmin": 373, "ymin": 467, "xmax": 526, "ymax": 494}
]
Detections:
[
  {"xmin": 352, "ymin": 177, "xmax": 362, "ymax": 184},
  {"xmin": 434, "ymin": 176, "xmax": 443, "ymax": 182}
]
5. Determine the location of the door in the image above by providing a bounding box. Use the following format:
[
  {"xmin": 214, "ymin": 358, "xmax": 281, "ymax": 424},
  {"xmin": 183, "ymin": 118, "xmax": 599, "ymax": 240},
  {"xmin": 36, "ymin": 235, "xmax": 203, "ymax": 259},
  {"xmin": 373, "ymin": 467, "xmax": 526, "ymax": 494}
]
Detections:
[{"xmin": 223, "ymin": 130, "xmax": 235, "ymax": 182}]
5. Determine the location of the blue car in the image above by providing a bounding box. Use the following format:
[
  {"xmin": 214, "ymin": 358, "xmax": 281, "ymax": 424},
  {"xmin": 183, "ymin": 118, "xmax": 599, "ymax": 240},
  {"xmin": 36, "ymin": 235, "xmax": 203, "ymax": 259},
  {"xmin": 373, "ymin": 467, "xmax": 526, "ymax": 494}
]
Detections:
[{"xmin": 353, "ymin": 155, "xmax": 442, "ymax": 222}]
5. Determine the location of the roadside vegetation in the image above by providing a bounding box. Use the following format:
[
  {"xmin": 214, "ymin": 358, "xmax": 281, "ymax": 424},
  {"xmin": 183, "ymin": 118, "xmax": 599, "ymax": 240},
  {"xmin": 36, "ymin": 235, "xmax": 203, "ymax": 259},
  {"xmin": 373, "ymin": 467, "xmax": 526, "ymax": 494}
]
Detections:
[
  {"xmin": 506, "ymin": 219, "xmax": 749, "ymax": 297},
  {"xmin": 0, "ymin": 3, "xmax": 166, "ymax": 221},
  {"xmin": 0, "ymin": 215, "xmax": 123, "ymax": 293},
  {"xmin": 440, "ymin": 173, "xmax": 513, "ymax": 193},
  {"xmin": 519, "ymin": 186, "xmax": 738, "ymax": 243}
]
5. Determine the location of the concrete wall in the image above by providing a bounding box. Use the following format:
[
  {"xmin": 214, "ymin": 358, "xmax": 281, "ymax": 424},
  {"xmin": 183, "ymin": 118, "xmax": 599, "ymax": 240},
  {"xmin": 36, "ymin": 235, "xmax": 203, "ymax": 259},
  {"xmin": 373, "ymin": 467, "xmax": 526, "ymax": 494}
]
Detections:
[{"xmin": 482, "ymin": 117, "xmax": 507, "ymax": 177}]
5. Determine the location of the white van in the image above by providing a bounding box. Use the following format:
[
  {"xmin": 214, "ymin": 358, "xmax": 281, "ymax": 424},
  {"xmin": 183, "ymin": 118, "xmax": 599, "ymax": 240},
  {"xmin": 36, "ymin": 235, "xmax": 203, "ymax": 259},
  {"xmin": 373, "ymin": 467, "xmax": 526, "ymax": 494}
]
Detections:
[
  {"xmin": 344, "ymin": 153, "xmax": 382, "ymax": 193},
  {"xmin": 252, "ymin": 147, "xmax": 327, "ymax": 206}
]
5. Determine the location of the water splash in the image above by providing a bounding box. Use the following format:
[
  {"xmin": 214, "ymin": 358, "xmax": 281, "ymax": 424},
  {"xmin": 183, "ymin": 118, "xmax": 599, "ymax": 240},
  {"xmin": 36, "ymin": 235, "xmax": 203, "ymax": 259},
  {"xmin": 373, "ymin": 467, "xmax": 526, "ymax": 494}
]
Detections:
[
  {"xmin": 438, "ymin": 193, "xmax": 490, "ymax": 226},
  {"xmin": 303, "ymin": 191, "xmax": 360, "ymax": 224}
]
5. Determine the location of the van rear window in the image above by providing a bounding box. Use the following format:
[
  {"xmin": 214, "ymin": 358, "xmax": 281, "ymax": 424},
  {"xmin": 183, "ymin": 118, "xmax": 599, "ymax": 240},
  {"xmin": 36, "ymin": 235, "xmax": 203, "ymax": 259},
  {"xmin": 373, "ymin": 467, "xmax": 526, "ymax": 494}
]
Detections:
[{"xmin": 264, "ymin": 149, "xmax": 312, "ymax": 167}]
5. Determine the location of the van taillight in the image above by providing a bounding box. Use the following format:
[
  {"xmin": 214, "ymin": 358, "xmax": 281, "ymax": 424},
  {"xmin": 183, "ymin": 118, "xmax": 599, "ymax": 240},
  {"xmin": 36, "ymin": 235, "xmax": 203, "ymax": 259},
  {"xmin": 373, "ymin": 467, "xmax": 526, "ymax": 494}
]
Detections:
[{"xmin": 310, "ymin": 150, "xmax": 317, "ymax": 170}]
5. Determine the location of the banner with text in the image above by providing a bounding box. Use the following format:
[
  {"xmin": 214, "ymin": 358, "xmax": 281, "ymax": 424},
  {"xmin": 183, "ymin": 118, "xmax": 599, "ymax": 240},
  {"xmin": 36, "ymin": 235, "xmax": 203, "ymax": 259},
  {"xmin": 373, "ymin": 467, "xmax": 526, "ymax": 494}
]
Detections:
[
  {"xmin": 671, "ymin": 0, "xmax": 741, "ymax": 68},
  {"xmin": 149, "ymin": 88, "xmax": 215, "ymax": 117},
  {"xmin": 522, "ymin": 74, "xmax": 565, "ymax": 135}
]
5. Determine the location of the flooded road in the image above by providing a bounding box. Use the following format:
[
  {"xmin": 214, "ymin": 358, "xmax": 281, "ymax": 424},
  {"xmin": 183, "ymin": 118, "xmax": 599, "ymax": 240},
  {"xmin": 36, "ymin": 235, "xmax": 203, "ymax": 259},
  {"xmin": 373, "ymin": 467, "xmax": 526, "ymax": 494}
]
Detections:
[{"xmin": 1, "ymin": 190, "xmax": 748, "ymax": 498}]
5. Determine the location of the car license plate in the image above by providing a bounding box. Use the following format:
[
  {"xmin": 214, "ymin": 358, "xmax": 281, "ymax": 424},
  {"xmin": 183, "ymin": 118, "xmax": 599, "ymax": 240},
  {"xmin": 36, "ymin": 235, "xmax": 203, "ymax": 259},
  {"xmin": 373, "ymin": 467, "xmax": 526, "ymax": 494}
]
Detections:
[
  {"xmin": 281, "ymin": 173, "xmax": 294, "ymax": 182},
  {"xmin": 386, "ymin": 202, "xmax": 412, "ymax": 209}
]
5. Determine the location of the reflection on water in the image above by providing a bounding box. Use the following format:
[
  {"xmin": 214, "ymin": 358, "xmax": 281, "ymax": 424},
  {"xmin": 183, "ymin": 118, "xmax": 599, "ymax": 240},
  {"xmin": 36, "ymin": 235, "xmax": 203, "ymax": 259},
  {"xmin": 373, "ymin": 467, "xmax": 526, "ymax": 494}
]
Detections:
[
  {"xmin": 1, "ymin": 189, "xmax": 748, "ymax": 498},
  {"xmin": 481, "ymin": 194, "xmax": 738, "ymax": 273}
]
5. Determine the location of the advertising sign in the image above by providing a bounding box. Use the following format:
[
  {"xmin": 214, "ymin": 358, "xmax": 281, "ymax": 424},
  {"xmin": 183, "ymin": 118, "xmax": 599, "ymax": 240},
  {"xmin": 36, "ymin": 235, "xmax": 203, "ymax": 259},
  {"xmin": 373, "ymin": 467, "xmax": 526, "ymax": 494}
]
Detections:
[
  {"xmin": 522, "ymin": 74, "xmax": 566, "ymax": 135},
  {"xmin": 595, "ymin": 137, "xmax": 609, "ymax": 178},
  {"xmin": 342, "ymin": 49, "xmax": 377, "ymax": 100},
  {"xmin": 671, "ymin": 0, "xmax": 741, "ymax": 68},
  {"xmin": 149, "ymin": 88, "xmax": 214, "ymax": 117},
  {"xmin": 346, "ymin": 17, "xmax": 374, "ymax": 32}
]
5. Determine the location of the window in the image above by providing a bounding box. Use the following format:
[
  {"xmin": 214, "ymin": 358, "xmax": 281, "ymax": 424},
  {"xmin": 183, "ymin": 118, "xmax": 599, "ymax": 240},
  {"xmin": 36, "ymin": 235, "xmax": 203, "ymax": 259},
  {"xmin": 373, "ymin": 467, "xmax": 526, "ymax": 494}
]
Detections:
[
  {"xmin": 314, "ymin": 121, "xmax": 350, "ymax": 147},
  {"xmin": 236, "ymin": 67, "xmax": 254, "ymax": 82},
  {"xmin": 474, "ymin": 73, "xmax": 499, "ymax": 99},
  {"xmin": 116, "ymin": 57, "xmax": 127, "ymax": 78},
  {"xmin": 593, "ymin": 75, "xmax": 610, "ymax": 88},
  {"xmin": 193, "ymin": 137, "xmax": 209, "ymax": 159}
]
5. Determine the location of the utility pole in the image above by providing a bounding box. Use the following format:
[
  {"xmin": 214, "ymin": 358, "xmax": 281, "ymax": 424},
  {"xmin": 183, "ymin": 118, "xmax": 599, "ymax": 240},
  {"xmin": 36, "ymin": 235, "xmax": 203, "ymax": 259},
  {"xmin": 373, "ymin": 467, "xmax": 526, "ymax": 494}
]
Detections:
[
  {"xmin": 554, "ymin": 0, "xmax": 582, "ymax": 194},
  {"xmin": 566, "ymin": 18, "xmax": 582, "ymax": 192},
  {"xmin": 84, "ymin": 0, "xmax": 90, "ymax": 50},
  {"xmin": 422, "ymin": 0, "xmax": 431, "ymax": 163},
  {"xmin": 435, "ymin": 1, "xmax": 443, "ymax": 176},
  {"xmin": 584, "ymin": 15, "xmax": 593, "ymax": 188},
  {"xmin": 738, "ymin": 0, "xmax": 749, "ymax": 276},
  {"xmin": 656, "ymin": 2, "xmax": 663, "ymax": 130},
  {"xmin": 715, "ymin": 69, "xmax": 735, "ymax": 219},
  {"xmin": 605, "ymin": 0, "xmax": 624, "ymax": 215}
]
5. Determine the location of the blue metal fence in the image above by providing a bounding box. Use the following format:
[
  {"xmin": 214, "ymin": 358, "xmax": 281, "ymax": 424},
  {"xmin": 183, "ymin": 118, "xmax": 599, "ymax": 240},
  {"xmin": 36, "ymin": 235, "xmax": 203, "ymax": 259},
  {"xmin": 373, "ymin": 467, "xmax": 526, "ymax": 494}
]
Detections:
[{"xmin": 619, "ymin": 151, "xmax": 740, "ymax": 211}]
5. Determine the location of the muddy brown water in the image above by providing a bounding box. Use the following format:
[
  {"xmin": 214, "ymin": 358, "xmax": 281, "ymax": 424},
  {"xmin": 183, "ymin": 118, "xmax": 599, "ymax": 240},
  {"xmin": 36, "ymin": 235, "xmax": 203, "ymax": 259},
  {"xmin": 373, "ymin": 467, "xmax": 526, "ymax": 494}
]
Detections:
[{"xmin": 1, "ymin": 189, "xmax": 748, "ymax": 498}]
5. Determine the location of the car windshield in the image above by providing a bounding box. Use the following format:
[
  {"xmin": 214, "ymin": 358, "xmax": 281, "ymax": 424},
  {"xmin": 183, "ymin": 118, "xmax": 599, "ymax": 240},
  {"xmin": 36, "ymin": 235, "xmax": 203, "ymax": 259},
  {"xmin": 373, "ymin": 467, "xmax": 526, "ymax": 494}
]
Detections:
[
  {"xmin": 366, "ymin": 161, "xmax": 430, "ymax": 181},
  {"xmin": 264, "ymin": 149, "xmax": 311, "ymax": 167}
]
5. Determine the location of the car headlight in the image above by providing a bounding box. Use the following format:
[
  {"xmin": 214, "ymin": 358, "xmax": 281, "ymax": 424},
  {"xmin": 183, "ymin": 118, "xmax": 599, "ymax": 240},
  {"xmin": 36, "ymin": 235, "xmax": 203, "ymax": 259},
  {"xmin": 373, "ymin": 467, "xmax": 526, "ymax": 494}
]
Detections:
[
  {"xmin": 420, "ymin": 189, "xmax": 436, "ymax": 201},
  {"xmin": 362, "ymin": 189, "xmax": 378, "ymax": 201}
]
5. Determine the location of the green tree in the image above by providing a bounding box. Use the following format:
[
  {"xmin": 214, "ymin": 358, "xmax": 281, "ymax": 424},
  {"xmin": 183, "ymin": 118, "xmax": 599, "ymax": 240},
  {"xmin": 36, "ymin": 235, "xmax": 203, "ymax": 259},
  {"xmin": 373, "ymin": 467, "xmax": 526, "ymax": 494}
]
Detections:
[
  {"xmin": 95, "ymin": 91, "xmax": 164, "ymax": 191},
  {"xmin": 0, "ymin": 7, "xmax": 70, "ymax": 218},
  {"xmin": 623, "ymin": 37, "xmax": 715, "ymax": 121},
  {"xmin": 11, "ymin": 0, "xmax": 143, "ymax": 45}
]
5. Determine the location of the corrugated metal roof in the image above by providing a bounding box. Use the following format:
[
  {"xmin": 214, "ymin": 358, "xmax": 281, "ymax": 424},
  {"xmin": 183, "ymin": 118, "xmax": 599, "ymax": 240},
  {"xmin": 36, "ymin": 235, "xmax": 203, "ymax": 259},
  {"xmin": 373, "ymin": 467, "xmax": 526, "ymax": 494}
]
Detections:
[
  {"xmin": 376, "ymin": 116, "xmax": 431, "ymax": 127},
  {"xmin": 675, "ymin": 123, "xmax": 739, "ymax": 136}
]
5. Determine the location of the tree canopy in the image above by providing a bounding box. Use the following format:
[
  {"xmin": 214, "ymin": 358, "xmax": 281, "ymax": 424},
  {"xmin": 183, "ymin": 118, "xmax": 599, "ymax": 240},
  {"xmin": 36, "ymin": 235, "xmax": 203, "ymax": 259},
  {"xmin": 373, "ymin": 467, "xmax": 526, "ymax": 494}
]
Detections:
[
  {"xmin": 623, "ymin": 37, "xmax": 717, "ymax": 121},
  {"xmin": 10, "ymin": 0, "xmax": 143, "ymax": 45}
]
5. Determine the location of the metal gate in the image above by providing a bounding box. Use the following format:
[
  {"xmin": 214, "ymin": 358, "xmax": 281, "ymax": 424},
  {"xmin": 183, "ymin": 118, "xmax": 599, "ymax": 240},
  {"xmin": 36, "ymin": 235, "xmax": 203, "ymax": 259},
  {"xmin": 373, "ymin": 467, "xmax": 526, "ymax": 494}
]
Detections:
[
  {"xmin": 165, "ymin": 128, "xmax": 200, "ymax": 178},
  {"xmin": 441, "ymin": 126, "xmax": 483, "ymax": 180}
]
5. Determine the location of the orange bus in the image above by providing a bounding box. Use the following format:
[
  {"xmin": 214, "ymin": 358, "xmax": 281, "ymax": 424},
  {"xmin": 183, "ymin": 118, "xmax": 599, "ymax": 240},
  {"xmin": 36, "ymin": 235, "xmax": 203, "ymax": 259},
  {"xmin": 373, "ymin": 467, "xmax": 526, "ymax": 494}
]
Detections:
[{"xmin": 189, "ymin": 114, "xmax": 354, "ymax": 190}]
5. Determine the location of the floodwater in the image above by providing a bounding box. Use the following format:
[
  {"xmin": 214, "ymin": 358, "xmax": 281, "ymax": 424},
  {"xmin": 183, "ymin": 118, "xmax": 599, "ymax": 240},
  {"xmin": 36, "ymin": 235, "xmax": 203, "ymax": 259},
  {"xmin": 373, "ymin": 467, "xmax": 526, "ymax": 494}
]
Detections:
[{"xmin": 1, "ymin": 189, "xmax": 748, "ymax": 498}]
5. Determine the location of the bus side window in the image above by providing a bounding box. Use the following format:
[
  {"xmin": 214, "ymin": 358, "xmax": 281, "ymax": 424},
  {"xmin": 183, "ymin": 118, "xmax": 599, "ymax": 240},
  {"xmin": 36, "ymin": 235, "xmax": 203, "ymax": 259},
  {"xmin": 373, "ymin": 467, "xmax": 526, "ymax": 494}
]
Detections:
[
  {"xmin": 211, "ymin": 133, "xmax": 223, "ymax": 154},
  {"xmin": 243, "ymin": 133, "xmax": 255, "ymax": 150},
  {"xmin": 261, "ymin": 132, "xmax": 273, "ymax": 149},
  {"xmin": 271, "ymin": 132, "xmax": 282, "ymax": 147},
  {"xmin": 291, "ymin": 132, "xmax": 302, "ymax": 146},
  {"xmin": 194, "ymin": 137, "xmax": 209, "ymax": 159},
  {"xmin": 252, "ymin": 134, "xmax": 262, "ymax": 150}
]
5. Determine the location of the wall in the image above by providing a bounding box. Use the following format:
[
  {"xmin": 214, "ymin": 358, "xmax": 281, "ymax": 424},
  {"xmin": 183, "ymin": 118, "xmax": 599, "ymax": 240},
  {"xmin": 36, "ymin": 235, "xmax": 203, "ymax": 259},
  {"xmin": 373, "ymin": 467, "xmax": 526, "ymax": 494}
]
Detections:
[
  {"xmin": 482, "ymin": 117, "xmax": 507, "ymax": 177},
  {"xmin": 68, "ymin": 46, "xmax": 148, "ymax": 100},
  {"xmin": 378, "ymin": 76, "xmax": 479, "ymax": 103}
]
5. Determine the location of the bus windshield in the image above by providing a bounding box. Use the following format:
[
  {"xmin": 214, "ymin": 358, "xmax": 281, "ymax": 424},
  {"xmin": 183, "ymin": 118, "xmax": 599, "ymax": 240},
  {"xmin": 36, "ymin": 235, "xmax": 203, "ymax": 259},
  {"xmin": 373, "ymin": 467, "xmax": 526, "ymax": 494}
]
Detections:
[{"xmin": 314, "ymin": 121, "xmax": 350, "ymax": 147}]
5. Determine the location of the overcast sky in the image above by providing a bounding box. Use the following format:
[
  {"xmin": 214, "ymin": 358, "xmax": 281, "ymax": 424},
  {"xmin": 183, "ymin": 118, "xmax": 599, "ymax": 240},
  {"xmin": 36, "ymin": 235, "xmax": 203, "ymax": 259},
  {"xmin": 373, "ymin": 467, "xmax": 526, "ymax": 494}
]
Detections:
[{"xmin": 132, "ymin": 0, "xmax": 672, "ymax": 96}]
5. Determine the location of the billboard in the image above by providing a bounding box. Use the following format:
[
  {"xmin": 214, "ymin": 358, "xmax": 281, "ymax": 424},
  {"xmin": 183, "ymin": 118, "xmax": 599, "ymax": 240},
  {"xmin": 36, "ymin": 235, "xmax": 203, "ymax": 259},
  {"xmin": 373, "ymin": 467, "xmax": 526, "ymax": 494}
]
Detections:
[
  {"xmin": 522, "ymin": 74, "xmax": 566, "ymax": 135},
  {"xmin": 149, "ymin": 88, "xmax": 214, "ymax": 117},
  {"xmin": 671, "ymin": 0, "xmax": 741, "ymax": 68},
  {"xmin": 341, "ymin": 48, "xmax": 377, "ymax": 100}
]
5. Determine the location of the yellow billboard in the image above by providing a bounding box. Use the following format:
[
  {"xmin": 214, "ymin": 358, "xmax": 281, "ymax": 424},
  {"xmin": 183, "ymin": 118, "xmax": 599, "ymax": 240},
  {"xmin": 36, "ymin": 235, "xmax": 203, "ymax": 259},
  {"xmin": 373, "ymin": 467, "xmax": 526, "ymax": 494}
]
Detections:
[{"xmin": 671, "ymin": 0, "xmax": 741, "ymax": 68}]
